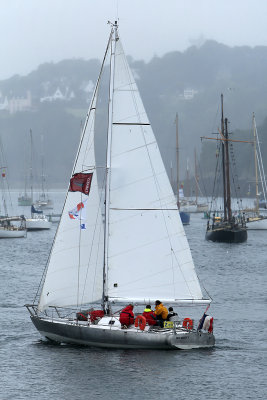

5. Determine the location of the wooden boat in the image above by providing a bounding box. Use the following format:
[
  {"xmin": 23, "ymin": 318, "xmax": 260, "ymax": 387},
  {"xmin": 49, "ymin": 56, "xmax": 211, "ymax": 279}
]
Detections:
[{"xmin": 205, "ymin": 95, "xmax": 247, "ymax": 243}]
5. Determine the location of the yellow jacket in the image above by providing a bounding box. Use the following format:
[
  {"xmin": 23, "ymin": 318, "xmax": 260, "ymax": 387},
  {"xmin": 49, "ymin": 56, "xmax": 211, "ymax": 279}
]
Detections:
[{"xmin": 155, "ymin": 303, "xmax": 168, "ymax": 319}]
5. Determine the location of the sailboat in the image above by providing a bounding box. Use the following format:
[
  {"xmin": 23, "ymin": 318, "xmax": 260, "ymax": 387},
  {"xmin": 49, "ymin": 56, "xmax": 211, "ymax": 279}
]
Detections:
[
  {"xmin": 23, "ymin": 131, "xmax": 52, "ymax": 230},
  {"xmin": 205, "ymin": 95, "xmax": 247, "ymax": 243},
  {"xmin": 246, "ymin": 114, "xmax": 267, "ymax": 230},
  {"xmin": 0, "ymin": 168, "xmax": 26, "ymax": 238},
  {"xmin": 174, "ymin": 114, "xmax": 190, "ymax": 225},
  {"xmin": 26, "ymin": 205, "xmax": 52, "ymax": 230},
  {"xmin": 26, "ymin": 22, "xmax": 215, "ymax": 349},
  {"xmin": 18, "ymin": 130, "xmax": 33, "ymax": 206},
  {"xmin": 33, "ymin": 136, "xmax": 53, "ymax": 210}
]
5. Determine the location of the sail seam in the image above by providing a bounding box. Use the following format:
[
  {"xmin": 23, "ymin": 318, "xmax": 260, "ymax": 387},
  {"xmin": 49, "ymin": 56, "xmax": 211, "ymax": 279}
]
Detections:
[{"xmin": 113, "ymin": 122, "xmax": 150, "ymax": 125}]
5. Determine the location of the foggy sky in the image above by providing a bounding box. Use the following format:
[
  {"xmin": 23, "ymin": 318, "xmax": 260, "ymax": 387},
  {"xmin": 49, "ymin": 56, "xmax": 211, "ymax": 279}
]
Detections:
[{"xmin": 1, "ymin": 0, "xmax": 267, "ymax": 80}]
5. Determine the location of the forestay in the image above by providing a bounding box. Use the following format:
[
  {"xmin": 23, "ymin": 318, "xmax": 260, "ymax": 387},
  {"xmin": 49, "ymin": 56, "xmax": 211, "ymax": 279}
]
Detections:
[
  {"xmin": 38, "ymin": 79, "xmax": 104, "ymax": 312},
  {"xmin": 106, "ymin": 36, "xmax": 206, "ymax": 304}
]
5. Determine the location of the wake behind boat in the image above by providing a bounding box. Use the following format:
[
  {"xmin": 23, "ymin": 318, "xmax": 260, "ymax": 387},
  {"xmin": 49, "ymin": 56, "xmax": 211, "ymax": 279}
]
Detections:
[{"xmin": 26, "ymin": 22, "xmax": 215, "ymax": 350}]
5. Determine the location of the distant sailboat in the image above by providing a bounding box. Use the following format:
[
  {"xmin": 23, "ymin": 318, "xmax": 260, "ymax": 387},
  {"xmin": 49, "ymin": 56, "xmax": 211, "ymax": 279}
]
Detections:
[
  {"xmin": 205, "ymin": 95, "xmax": 247, "ymax": 243},
  {"xmin": 246, "ymin": 114, "xmax": 267, "ymax": 230},
  {"xmin": 174, "ymin": 113, "xmax": 190, "ymax": 225},
  {"xmin": 0, "ymin": 155, "xmax": 26, "ymax": 238},
  {"xmin": 25, "ymin": 205, "xmax": 52, "ymax": 231},
  {"xmin": 33, "ymin": 136, "xmax": 53, "ymax": 210},
  {"xmin": 18, "ymin": 130, "xmax": 33, "ymax": 206},
  {"xmin": 26, "ymin": 22, "xmax": 214, "ymax": 349}
]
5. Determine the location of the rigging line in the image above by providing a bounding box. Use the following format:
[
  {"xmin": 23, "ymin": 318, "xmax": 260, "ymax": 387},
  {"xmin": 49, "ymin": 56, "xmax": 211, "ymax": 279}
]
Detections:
[
  {"xmin": 209, "ymin": 141, "xmax": 221, "ymax": 217},
  {"xmin": 80, "ymin": 173, "xmax": 106, "ymax": 305},
  {"xmin": 110, "ymin": 207, "xmax": 178, "ymax": 210},
  {"xmin": 256, "ymin": 152, "xmax": 265, "ymax": 202},
  {"xmin": 72, "ymin": 31, "xmax": 112, "ymax": 176},
  {"xmin": 103, "ymin": 24, "xmax": 116, "ymax": 309},
  {"xmin": 113, "ymin": 122, "xmax": 150, "ymax": 126},
  {"xmin": 229, "ymin": 143, "xmax": 243, "ymax": 211},
  {"xmin": 0, "ymin": 136, "xmax": 13, "ymax": 214},
  {"xmin": 77, "ymin": 192, "xmax": 83, "ymax": 309},
  {"xmin": 255, "ymin": 122, "xmax": 267, "ymax": 201},
  {"xmin": 80, "ymin": 111, "xmax": 96, "ymax": 169}
]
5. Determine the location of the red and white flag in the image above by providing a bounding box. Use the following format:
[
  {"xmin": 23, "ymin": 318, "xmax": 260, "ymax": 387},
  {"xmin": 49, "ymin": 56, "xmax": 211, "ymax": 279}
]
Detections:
[{"xmin": 68, "ymin": 199, "xmax": 88, "ymax": 221}]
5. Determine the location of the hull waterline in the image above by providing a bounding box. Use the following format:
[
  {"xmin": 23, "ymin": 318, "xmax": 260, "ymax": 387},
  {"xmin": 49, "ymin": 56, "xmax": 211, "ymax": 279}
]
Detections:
[
  {"xmin": 0, "ymin": 228, "xmax": 26, "ymax": 238},
  {"xmin": 31, "ymin": 316, "xmax": 215, "ymax": 350},
  {"xmin": 206, "ymin": 227, "xmax": 247, "ymax": 243}
]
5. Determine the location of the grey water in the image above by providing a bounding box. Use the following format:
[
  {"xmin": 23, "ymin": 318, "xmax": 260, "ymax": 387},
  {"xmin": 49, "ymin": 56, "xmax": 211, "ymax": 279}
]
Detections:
[{"xmin": 0, "ymin": 192, "xmax": 266, "ymax": 399}]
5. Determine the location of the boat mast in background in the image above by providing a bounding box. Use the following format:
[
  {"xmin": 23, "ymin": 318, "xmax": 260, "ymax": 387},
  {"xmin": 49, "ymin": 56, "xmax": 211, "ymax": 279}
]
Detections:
[
  {"xmin": 203, "ymin": 94, "xmax": 248, "ymax": 243},
  {"xmin": 175, "ymin": 113, "xmax": 179, "ymax": 206},
  {"xmin": 175, "ymin": 113, "xmax": 190, "ymax": 224}
]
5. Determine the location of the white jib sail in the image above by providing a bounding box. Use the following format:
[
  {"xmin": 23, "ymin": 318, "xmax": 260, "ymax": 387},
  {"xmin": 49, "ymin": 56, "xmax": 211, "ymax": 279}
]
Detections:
[
  {"xmin": 106, "ymin": 34, "xmax": 205, "ymax": 304},
  {"xmin": 38, "ymin": 87, "xmax": 104, "ymax": 312}
]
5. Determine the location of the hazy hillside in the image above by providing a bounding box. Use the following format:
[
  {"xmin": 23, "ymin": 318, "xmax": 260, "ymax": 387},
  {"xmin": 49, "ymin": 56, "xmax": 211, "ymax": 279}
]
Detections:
[{"xmin": 0, "ymin": 40, "xmax": 267, "ymax": 195}]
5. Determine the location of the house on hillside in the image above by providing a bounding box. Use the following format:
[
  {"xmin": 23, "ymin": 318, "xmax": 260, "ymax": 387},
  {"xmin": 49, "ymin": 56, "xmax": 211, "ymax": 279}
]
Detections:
[
  {"xmin": 0, "ymin": 91, "xmax": 32, "ymax": 114},
  {"xmin": 40, "ymin": 87, "xmax": 75, "ymax": 103},
  {"xmin": 180, "ymin": 89, "xmax": 198, "ymax": 100}
]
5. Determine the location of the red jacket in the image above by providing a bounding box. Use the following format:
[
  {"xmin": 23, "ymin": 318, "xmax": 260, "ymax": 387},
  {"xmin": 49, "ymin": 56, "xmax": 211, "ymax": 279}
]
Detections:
[
  {"xmin": 142, "ymin": 310, "xmax": 157, "ymax": 326},
  {"xmin": 119, "ymin": 305, "xmax": 134, "ymax": 326}
]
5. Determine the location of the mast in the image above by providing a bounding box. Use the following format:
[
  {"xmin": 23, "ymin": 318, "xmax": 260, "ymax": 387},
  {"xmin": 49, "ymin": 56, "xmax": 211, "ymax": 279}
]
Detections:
[
  {"xmin": 186, "ymin": 158, "xmax": 190, "ymax": 198},
  {"xmin": 30, "ymin": 129, "xmax": 33, "ymax": 202},
  {"xmin": 103, "ymin": 21, "xmax": 117, "ymax": 312},
  {"xmin": 175, "ymin": 113, "xmax": 179, "ymax": 207},
  {"xmin": 194, "ymin": 148, "xmax": 198, "ymax": 204},
  {"xmin": 221, "ymin": 94, "xmax": 227, "ymax": 221},
  {"xmin": 224, "ymin": 118, "xmax": 231, "ymax": 220},
  {"xmin": 253, "ymin": 113, "xmax": 259, "ymax": 214}
]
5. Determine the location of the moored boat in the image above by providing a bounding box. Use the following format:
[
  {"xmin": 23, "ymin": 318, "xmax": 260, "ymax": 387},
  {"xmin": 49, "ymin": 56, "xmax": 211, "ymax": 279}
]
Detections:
[
  {"xmin": 26, "ymin": 205, "xmax": 52, "ymax": 230},
  {"xmin": 204, "ymin": 95, "xmax": 247, "ymax": 243},
  {"xmin": 0, "ymin": 217, "xmax": 26, "ymax": 238},
  {"xmin": 246, "ymin": 114, "xmax": 267, "ymax": 230}
]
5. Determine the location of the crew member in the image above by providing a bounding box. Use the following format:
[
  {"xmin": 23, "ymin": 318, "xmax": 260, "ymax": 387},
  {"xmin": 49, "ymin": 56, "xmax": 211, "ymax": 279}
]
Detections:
[
  {"xmin": 154, "ymin": 300, "xmax": 168, "ymax": 327},
  {"xmin": 167, "ymin": 306, "xmax": 178, "ymax": 321},
  {"xmin": 142, "ymin": 305, "xmax": 156, "ymax": 326},
  {"xmin": 119, "ymin": 304, "xmax": 134, "ymax": 327}
]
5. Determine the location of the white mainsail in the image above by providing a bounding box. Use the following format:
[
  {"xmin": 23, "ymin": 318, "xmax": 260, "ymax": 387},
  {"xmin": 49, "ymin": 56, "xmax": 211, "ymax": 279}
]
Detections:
[
  {"xmin": 38, "ymin": 84, "xmax": 104, "ymax": 312},
  {"xmin": 106, "ymin": 35, "xmax": 206, "ymax": 304}
]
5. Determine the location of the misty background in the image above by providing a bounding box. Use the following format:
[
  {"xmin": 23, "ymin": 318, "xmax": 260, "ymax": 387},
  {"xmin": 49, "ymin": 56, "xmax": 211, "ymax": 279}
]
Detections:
[{"xmin": 1, "ymin": 1, "xmax": 267, "ymax": 199}]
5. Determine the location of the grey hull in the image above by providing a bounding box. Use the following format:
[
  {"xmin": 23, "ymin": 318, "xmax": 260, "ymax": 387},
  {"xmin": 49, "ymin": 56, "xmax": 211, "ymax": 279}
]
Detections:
[{"xmin": 31, "ymin": 316, "xmax": 215, "ymax": 350}]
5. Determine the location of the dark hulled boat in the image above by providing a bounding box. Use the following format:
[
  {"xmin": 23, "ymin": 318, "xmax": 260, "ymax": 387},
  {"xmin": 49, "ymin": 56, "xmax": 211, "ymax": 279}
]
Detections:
[
  {"xmin": 206, "ymin": 220, "xmax": 247, "ymax": 243},
  {"xmin": 205, "ymin": 95, "xmax": 247, "ymax": 243}
]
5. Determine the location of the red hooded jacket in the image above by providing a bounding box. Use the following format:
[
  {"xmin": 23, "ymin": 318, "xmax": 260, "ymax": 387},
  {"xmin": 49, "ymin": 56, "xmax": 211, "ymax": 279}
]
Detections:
[
  {"xmin": 119, "ymin": 305, "xmax": 134, "ymax": 326},
  {"xmin": 142, "ymin": 309, "xmax": 157, "ymax": 326}
]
